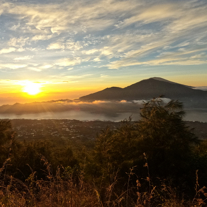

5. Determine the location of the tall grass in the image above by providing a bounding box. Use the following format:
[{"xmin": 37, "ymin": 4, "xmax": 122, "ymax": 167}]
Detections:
[{"xmin": 1, "ymin": 155, "xmax": 207, "ymax": 207}]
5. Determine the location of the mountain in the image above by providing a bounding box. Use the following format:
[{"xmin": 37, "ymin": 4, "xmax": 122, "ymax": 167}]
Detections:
[
  {"xmin": 79, "ymin": 77, "xmax": 207, "ymax": 108},
  {"xmin": 80, "ymin": 87, "xmax": 123, "ymax": 101}
]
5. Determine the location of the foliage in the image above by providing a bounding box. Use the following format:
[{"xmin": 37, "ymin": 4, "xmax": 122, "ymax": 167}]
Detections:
[
  {"xmin": 93, "ymin": 99, "xmax": 199, "ymax": 184},
  {"xmin": 137, "ymin": 99, "xmax": 199, "ymax": 179},
  {"xmin": 0, "ymin": 120, "xmax": 13, "ymax": 145},
  {"xmin": 1, "ymin": 98, "xmax": 207, "ymax": 206},
  {"xmin": 0, "ymin": 120, "xmax": 16, "ymax": 172}
]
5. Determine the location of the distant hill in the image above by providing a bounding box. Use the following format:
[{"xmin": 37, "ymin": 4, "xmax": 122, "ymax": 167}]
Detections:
[{"xmin": 79, "ymin": 77, "xmax": 207, "ymax": 108}]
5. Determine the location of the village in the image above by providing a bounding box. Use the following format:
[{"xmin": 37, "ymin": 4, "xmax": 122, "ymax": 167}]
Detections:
[
  {"xmin": 10, "ymin": 119, "xmax": 207, "ymax": 141},
  {"xmin": 11, "ymin": 119, "xmax": 121, "ymax": 141}
]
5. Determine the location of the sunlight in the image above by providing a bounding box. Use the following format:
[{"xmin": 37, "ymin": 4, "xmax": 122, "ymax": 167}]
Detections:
[{"xmin": 22, "ymin": 81, "xmax": 42, "ymax": 95}]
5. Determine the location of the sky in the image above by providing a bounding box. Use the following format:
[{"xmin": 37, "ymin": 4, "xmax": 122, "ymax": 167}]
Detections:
[{"xmin": 0, "ymin": 0, "xmax": 207, "ymax": 104}]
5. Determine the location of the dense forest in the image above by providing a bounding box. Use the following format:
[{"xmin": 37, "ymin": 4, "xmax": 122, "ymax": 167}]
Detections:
[{"xmin": 1, "ymin": 98, "xmax": 207, "ymax": 206}]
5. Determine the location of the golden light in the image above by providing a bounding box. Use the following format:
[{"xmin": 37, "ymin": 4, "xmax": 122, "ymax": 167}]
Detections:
[{"xmin": 22, "ymin": 81, "xmax": 42, "ymax": 95}]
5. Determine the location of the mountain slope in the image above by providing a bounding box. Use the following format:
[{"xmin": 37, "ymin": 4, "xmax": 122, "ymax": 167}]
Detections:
[
  {"xmin": 80, "ymin": 87, "xmax": 123, "ymax": 101},
  {"xmin": 79, "ymin": 78, "xmax": 207, "ymax": 108}
]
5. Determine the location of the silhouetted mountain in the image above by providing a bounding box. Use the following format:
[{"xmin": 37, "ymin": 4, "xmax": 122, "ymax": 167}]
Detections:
[
  {"xmin": 79, "ymin": 77, "xmax": 207, "ymax": 108},
  {"xmin": 80, "ymin": 87, "xmax": 123, "ymax": 101}
]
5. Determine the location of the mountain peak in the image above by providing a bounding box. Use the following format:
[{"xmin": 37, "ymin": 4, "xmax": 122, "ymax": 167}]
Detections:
[
  {"xmin": 150, "ymin": 77, "xmax": 176, "ymax": 84},
  {"xmin": 149, "ymin": 77, "xmax": 193, "ymax": 88}
]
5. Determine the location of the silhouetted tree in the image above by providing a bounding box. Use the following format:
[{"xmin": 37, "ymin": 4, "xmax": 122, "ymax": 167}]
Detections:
[
  {"xmin": 0, "ymin": 120, "xmax": 15, "ymax": 164},
  {"xmin": 93, "ymin": 98, "xmax": 199, "ymax": 188},
  {"xmin": 137, "ymin": 99, "xmax": 199, "ymax": 180}
]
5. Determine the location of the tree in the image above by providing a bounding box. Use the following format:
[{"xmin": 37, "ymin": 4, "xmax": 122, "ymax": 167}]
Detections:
[
  {"xmin": 137, "ymin": 98, "xmax": 199, "ymax": 179},
  {"xmin": 0, "ymin": 120, "xmax": 13, "ymax": 146},
  {"xmin": 0, "ymin": 120, "xmax": 15, "ymax": 163},
  {"xmin": 93, "ymin": 98, "xmax": 199, "ymax": 185}
]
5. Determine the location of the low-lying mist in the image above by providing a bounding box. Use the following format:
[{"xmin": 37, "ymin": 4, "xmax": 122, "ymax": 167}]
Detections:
[
  {"xmin": 0, "ymin": 99, "xmax": 143, "ymax": 114},
  {"xmin": 0, "ymin": 99, "xmax": 206, "ymax": 122}
]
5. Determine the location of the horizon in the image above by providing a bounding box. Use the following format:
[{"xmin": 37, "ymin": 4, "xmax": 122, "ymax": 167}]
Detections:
[
  {"xmin": 1, "ymin": 77, "xmax": 207, "ymax": 105},
  {"xmin": 0, "ymin": 0, "xmax": 207, "ymax": 105}
]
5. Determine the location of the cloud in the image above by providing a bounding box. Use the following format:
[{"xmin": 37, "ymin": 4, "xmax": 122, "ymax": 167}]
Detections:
[
  {"xmin": 40, "ymin": 64, "xmax": 53, "ymax": 69},
  {"xmin": 0, "ymin": 47, "xmax": 16, "ymax": 54},
  {"xmin": 47, "ymin": 39, "xmax": 83, "ymax": 51},
  {"xmin": 82, "ymin": 49, "xmax": 99, "ymax": 55},
  {"xmin": 47, "ymin": 42, "xmax": 64, "ymax": 50},
  {"xmin": 8, "ymin": 37, "xmax": 29, "ymax": 47},
  {"xmin": 93, "ymin": 57, "xmax": 101, "ymax": 62},
  {"xmin": 194, "ymin": 86, "xmax": 207, "ymax": 91},
  {"xmin": 14, "ymin": 56, "xmax": 33, "ymax": 61},
  {"xmin": 106, "ymin": 27, "xmax": 207, "ymax": 68},
  {"xmin": 66, "ymin": 40, "xmax": 83, "ymax": 50},
  {"xmin": 24, "ymin": 64, "xmax": 54, "ymax": 72},
  {"xmin": 2, "ymin": 0, "xmax": 139, "ymax": 34},
  {"xmin": 118, "ymin": 3, "xmax": 178, "ymax": 28},
  {"xmin": 108, "ymin": 56, "xmax": 207, "ymax": 69},
  {"xmin": 31, "ymin": 34, "xmax": 54, "ymax": 41},
  {"xmin": 0, "ymin": 99, "xmax": 143, "ymax": 118},
  {"xmin": 55, "ymin": 58, "xmax": 81, "ymax": 67},
  {"xmin": 0, "ymin": 63, "xmax": 27, "ymax": 70}
]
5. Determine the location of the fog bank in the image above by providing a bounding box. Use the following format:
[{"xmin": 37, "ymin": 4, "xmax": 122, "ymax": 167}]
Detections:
[{"xmin": 0, "ymin": 99, "xmax": 206, "ymax": 122}]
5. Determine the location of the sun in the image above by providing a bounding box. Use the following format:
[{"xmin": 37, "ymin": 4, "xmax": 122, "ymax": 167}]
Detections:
[{"xmin": 23, "ymin": 82, "xmax": 42, "ymax": 95}]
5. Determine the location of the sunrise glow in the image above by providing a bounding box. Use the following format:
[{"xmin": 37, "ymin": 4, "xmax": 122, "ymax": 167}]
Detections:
[{"xmin": 23, "ymin": 82, "xmax": 42, "ymax": 95}]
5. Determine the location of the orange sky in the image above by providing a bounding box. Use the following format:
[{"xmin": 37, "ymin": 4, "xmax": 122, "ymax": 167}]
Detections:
[{"xmin": 0, "ymin": 74, "xmax": 206, "ymax": 105}]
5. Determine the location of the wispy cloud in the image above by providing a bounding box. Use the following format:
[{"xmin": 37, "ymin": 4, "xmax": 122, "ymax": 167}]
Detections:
[
  {"xmin": 55, "ymin": 58, "xmax": 82, "ymax": 67},
  {"xmin": 14, "ymin": 56, "xmax": 33, "ymax": 61},
  {"xmin": 0, "ymin": 0, "xmax": 206, "ymax": 90}
]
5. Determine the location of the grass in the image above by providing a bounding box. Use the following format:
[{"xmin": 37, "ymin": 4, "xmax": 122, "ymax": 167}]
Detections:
[{"xmin": 1, "ymin": 156, "xmax": 207, "ymax": 207}]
